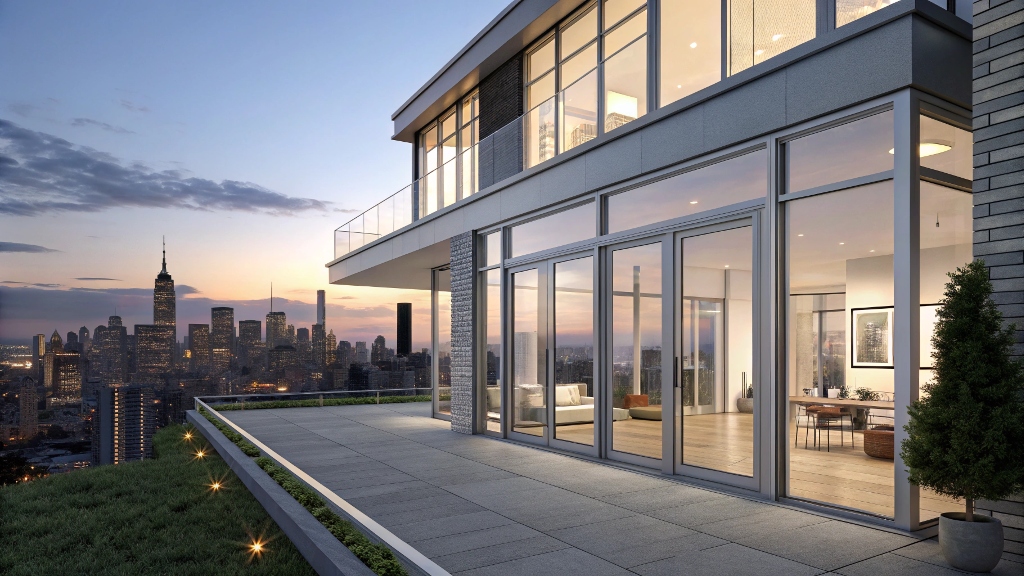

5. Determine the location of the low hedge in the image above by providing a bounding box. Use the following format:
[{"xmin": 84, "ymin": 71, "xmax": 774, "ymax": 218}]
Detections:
[
  {"xmin": 197, "ymin": 408, "xmax": 407, "ymax": 576},
  {"xmin": 215, "ymin": 395, "xmax": 430, "ymax": 411}
]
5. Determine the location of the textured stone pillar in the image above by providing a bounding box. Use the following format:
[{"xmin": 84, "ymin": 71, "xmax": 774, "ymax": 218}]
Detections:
[
  {"xmin": 973, "ymin": 0, "xmax": 1024, "ymax": 558},
  {"xmin": 449, "ymin": 232, "xmax": 475, "ymax": 434}
]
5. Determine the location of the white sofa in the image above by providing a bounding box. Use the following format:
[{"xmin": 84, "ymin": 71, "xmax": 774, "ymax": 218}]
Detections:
[{"xmin": 515, "ymin": 383, "xmax": 630, "ymax": 424}]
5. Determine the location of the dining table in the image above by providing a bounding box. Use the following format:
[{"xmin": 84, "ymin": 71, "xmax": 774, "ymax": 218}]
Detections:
[{"xmin": 788, "ymin": 396, "xmax": 895, "ymax": 410}]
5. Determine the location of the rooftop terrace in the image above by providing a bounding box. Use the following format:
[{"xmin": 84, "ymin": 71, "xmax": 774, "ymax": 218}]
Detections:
[{"xmin": 216, "ymin": 402, "xmax": 1019, "ymax": 576}]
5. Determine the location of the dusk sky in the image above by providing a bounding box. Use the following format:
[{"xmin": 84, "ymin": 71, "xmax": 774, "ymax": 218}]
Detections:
[{"xmin": 0, "ymin": 0, "xmax": 508, "ymax": 347}]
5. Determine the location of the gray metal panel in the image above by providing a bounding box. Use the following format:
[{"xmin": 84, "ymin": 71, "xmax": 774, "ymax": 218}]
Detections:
[
  {"xmin": 640, "ymin": 104, "xmax": 705, "ymax": 174},
  {"xmin": 539, "ymin": 154, "xmax": 587, "ymax": 204},
  {"xmin": 585, "ymin": 130, "xmax": 642, "ymax": 191},
  {"xmin": 499, "ymin": 175, "xmax": 543, "ymax": 219},
  {"xmin": 912, "ymin": 17, "xmax": 973, "ymax": 108},
  {"xmin": 433, "ymin": 208, "xmax": 468, "ymax": 240},
  {"xmin": 786, "ymin": 18, "xmax": 913, "ymax": 126},
  {"xmin": 703, "ymin": 71, "xmax": 787, "ymax": 152},
  {"xmin": 463, "ymin": 192, "xmax": 502, "ymax": 232},
  {"xmin": 417, "ymin": 219, "xmax": 437, "ymax": 250}
]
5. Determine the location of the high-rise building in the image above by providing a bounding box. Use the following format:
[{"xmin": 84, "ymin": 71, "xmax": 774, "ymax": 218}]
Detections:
[
  {"xmin": 237, "ymin": 320, "xmax": 263, "ymax": 371},
  {"xmin": 79, "ymin": 326, "xmax": 90, "ymax": 351},
  {"xmin": 311, "ymin": 324, "xmax": 326, "ymax": 368},
  {"xmin": 317, "ymin": 289, "xmax": 326, "ymax": 325},
  {"xmin": 327, "ymin": 330, "xmax": 337, "ymax": 364},
  {"xmin": 296, "ymin": 327, "xmax": 311, "ymax": 365},
  {"xmin": 19, "ymin": 379, "xmax": 37, "ymax": 440},
  {"xmin": 268, "ymin": 345, "xmax": 297, "ymax": 374},
  {"xmin": 44, "ymin": 331, "xmax": 82, "ymax": 406},
  {"xmin": 397, "ymin": 303, "xmax": 412, "ymax": 357},
  {"xmin": 32, "ymin": 333, "xmax": 45, "ymax": 381},
  {"xmin": 101, "ymin": 316, "xmax": 128, "ymax": 385},
  {"xmin": 134, "ymin": 325, "xmax": 174, "ymax": 383},
  {"xmin": 211, "ymin": 307, "xmax": 234, "ymax": 373},
  {"xmin": 66, "ymin": 331, "xmax": 79, "ymax": 351},
  {"xmin": 188, "ymin": 324, "xmax": 211, "ymax": 372},
  {"xmin": 337, "ymin": 340, "xmax": 353, "ymax": 372},
  {"xmin": 92, "ymin": 385, "xmax": 154, "ymax": 465},
  {"xmin": 354, "ymin": 341, "xmax": 368, "ymax": 364},
  {"xmin": 372, "ymin": 335, "xmax": 387, "ymax": 363},
  {"xmin": 286, "ymin": 323, "xmax": 296, "ymax": 345},
  {"xmin": 153, "ymin": 238, "xmax": 176, "ymax": 368},
  {"xmin": 266, "ymin": 311, "xmax": 286, "ymax": 349}
]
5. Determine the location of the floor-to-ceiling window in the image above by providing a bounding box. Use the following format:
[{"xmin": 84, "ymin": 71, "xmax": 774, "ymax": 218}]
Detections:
[
  {"xmin": 433, "ymin": 267, "xmax": 452, "ymax": 417},
  {"xmin": 417, "ymin": 92, "xmax": 480, "ymax": 218},
  {"xmin": 480, "ymin": 232, "xmax": 502, "ymax": 434},
  {"xmin": 659, "ymin": 0, "xmax": 721, "ymax": 107}
]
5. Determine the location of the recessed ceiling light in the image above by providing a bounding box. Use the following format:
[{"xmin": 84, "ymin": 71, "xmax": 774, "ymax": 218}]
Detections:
[
  {"xmin": 839, "ymin": 242, "xmax": 845, "ymax": 245},
  {"xmin": 755, "ymin": 49, "xmax": 765, "ymax": 56},
  {"xmin": 772, "ymin": 34, "xmax": 785, "ymax": 42},
  {"xmin": 870, "ymin": 250, "xmax": 875, "ymax": 253},
  {"xmin": 725, "ymin": 265, "xmax": 730, "ymax": 268},
  {"xmin": 689, "ymin": 200, "xmax": 698, "ymax": 205},
  {"xmin": 797, "ymin": 234, "xmax": 804, "ymax": 237},
  {"xmin": 677, "ymin": 84, "xmax": 682, "ymax": 88},
  {"xmin": 888, "ymin": 140, "xmax": 953, "ymax": 157},
  {"xmin": 690, "ymin": 42, "xmax": 697, "ymax": 49}
]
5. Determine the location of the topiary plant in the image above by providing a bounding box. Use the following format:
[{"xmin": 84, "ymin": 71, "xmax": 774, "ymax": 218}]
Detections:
[{"xmin": 901, "ymin": 260, "xmax": 1024, "ymax": 521}]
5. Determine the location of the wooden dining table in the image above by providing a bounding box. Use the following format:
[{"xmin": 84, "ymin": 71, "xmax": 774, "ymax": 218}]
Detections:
[{"xmin": 788, "ymin": 396, "xmax": 895, "ymax": 410}]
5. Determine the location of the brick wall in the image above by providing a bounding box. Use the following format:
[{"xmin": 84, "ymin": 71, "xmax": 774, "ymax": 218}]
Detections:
[
  {"xmin": 973, "ymin": 0, "xmax": 1024, "ymax": 562},
  {"xmin": 478, "ymin": 54, "xmax": 524, "ymax": 188},
  {"xmin": 448, "ymin": 231, "xmax": 475, "ymax": 434}
]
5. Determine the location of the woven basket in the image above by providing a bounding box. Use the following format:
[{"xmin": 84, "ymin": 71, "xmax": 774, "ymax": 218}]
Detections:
[{"xmin": 863, "ymin": 425, "xmax": 894, "ymax": 460}]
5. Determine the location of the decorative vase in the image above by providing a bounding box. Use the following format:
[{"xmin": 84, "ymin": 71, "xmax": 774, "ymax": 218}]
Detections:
[
  {"xmin": 939, "ymin": 512, "xmax": 1003, "ymax": 573},
  {"xmin": 736, "ymin": 397, "xmax": 754, "ymax": 413}
]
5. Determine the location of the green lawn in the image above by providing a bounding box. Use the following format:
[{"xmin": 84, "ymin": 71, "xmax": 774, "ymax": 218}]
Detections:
[{"xmin": 0, "ymin": 425, "xmax": 315, "ymax": 576}]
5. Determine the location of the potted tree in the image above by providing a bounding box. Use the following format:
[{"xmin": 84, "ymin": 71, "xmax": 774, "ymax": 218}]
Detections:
[{"xmin": 901, "ymin": 261, "xmax": 1024, "ymax": 573}]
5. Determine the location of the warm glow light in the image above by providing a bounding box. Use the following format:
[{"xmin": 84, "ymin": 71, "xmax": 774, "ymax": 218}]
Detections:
[
  {"xmin": 676, "ymin": 84, "xmax": 681, "ymax": 88},
  {"xmin": 839, "ymin": 242, "xmax": 845, "ymax": 245},
  {"xmin": 689, "ymin": 42, "xmax": 697, "ymax": 49},
  {"xmin": 772, "ymin": 34, "xmax": 785, "ymax": 42},
  {"xmin": 888, "ymin": 141, "xmax": 953, "ymax": 157},
  {"xmin": 210, "ymin": 481, "xmax": 221, "ymax": 491},
  {"xmin": 797, "ymin": 234, "xmax": 804, "ymax": 237},
  {"xmin": 724, "ymin": 265, "xmax": 730, "ymax": 268},
  {"xmin": 184, "ymin": 431, "xmax": 193, "ymax": 441},
  {"xmin": 249, "ymin": 539, "xmax": 265, "ymax": 557},
  {"xmin": 606, "ymin": 91, "xmax": 638, "ymax": 119},
  {"xmin": 195, "ymin": 449, "xmax": 206, "ymax": 459},
  {"xmin": 689, "ymin": 200, "xmax": 698, "ymax": 205},
  {"xmin": 755, "ymin": 49, "xmax": 765, "ymax": 56},
  {"xmin": 870, "ymin": 250, "xmax": 876, "ymax": 253},
  {"xmin": 276, "ymin": 386, "xmax": 287, "ymax": 392}
]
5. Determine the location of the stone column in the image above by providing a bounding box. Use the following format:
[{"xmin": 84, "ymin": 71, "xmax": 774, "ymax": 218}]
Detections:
[{"xmin": 449, "ymin": 231, "xmax": 476, "ymax": 434}]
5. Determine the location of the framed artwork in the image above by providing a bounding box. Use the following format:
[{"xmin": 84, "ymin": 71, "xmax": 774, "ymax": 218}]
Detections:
[
  {"xmin": 852, "ymin": 306, "xmax": 894, "ymax": 368},
  {"xmin": 921, "ymin": 304, "xmax": 940, "ymax": 370}
]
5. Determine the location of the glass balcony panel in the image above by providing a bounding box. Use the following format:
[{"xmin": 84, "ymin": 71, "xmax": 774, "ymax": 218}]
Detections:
[
  {"xmin": 526, "ymin": 97, "xmax": 557, "ymax": 169},
  {"xmin": 425, "ymin": 171, "xmax": 438, "ymax": 216},
  {"xmin": 350, "ymin": 215, "xmax": 364, "ymax": 250},
  {"xmin": 395, "ymin": 185, "xmax": 413, "ymax": 229},
  {"xmin": 335, "ymin": 227, "xmax": 349, "ymax": 258},
  {"xmin": 604, "ymin": 36, "xmax": 647, "ymax": 133},
  {"xmin": 604, "ymin": 8, "xmax": 646, "ymax": 58},
  {"xmin": 461, "ymin": 146, "xmax": 477, "ymax": 197},
  {"xmin": 560, "ymin": 68, "xmax": 599, "ymax": 153},
  {"xmin": 561, "ymin": 5, "xmax": 598, "ymax": 60},
  {"xmin": 660, "ymin": 0, "xmax": 721, "ymax": 107},
  {"xmin": 528, "ymin": 38, "xmax": 556, "ymax": 81},
  {"xmin": 460, "ymin": 126, "xmax": 474, "ymax": 152},
  {"xmin": 560, "ymin": 42, "xmax": 597, "ymax": 90},
  {"xmin": 442, "ymin": 155, "xmax": 457, "ymax": 207},
  {"xmin": 604, "ymin": 0, "xmax": 645, "ymax": 30},
  {"xmin": 378, "ymin": 195, "xmax": 394, "ymax": 237}
]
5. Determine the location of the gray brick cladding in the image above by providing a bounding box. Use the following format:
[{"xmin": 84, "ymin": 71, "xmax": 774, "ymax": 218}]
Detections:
[
  {"xmin": 478, "ymin": 53, "xmax": 524, "ymax": 189},
  {"xmin": 449, "ymin": 231, "xmax": 475, "ymax": 434},
  {"xmin": 973, "ymin": 0, "xmax": 1024, "ymax": 561}
]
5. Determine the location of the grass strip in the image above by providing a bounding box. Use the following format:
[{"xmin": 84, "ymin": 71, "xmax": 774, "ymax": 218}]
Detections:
[
  {"xmin": 214, "ymin": 395, "xmax": 430, "ymax": 411},
  {"xmin": 199, "ymin": 407, "xmax": 407, "ymax": 576},
  {"xmin": 0, "ymin": 425, "xmax": 315, "ymax": 575}
]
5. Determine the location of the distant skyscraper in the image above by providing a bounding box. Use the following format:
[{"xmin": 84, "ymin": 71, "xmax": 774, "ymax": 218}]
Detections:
[
  {"xmin": 296, "ymin": 327, "xmax": 309, "ymax": 342},
  {"xmin": 153, "ymin": 238, "xmax": 176, "ymax": 368},
  {"xmin": 327, "ymin": 330, "xmax": 337, "ymax": 364},
  {"xmin": 312, "ymin": 324, "xmax": 326, "ymax": 368},
  {"xmin": 268, "ymin": 345, "xmax": 297, "ymax": 374},
  {"xmin": 397, "ymin": 303, "xmax": 412, "ymax": 357},
  {"xmin": 337, "ymin": 341, "xmax": 352, "ymax": 371},
  {"xmin": 296, "ymin": 327, "xmax": 311, "ymax": 365},
  {"xmin": 92, "ymin": 385, "xmax": 154, "ymax": 465},
  {"xmin": 286, "ymin": 323, "xmax": 296, "ymax": 345},
  {"xmin": 66, "ymin": 331, "xmax": 79, "ymax": 350},
  {"xmin": 372, "ymin": 335, "xmax": 386, "ymax": 363},
  {"xmin": 188, "ymin": 324, "xmax": 211, "ymax": 372},
  {"xmin": 266, "ymin": 312, "xmax": 287, "ymax": 348},
  {"xmin": 33, "ymin": 334, "xmax": 46, "ymax": 359},
  {"xmin": 134, "ymin": 325, "xmax": 174, "ymax": 383},
  {"xmin": 355, "ymin": 341, "xmax": 368, "ymax": 364},
  {"xmin": 210, "ymin": 307, "xmax": 234, "ymax": 373},
  {"xmin": 19, "ymin": 379, "xmax": 37, "ymax": 440},
  {"xmin": 101, "ymin": 316, "xmax": 128, "ymax": 385},
  {"xmin": 79, "ymin": 326, "xmax": 90, "ymax": 350},
  {"xmin": 44, "ymin": 331, "xmax": 82, "ymax": 406},
  {"xmin": 317, "ymin": 289, "xmax": 326, "ymax": 325},
  {"xmin": 237, "ymin": 320, "xmax": 263, "ymax": 371}
]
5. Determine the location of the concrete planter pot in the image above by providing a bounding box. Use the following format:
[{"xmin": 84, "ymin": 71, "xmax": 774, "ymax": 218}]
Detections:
[
  {"xmin": 939, "ymin": 512, "xmax": 1003, "ymax": 573},
  {"xmin": 736, "ymin": 397, "xmax": 754, "ymax": 413}
]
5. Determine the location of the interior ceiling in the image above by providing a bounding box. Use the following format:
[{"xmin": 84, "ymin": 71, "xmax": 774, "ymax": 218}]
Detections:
[{"xmin": 331, "ymin": 239, "xmax": 451, "ymax": 291}]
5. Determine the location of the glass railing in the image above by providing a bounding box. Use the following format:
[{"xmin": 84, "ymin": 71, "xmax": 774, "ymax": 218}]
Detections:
[{"xmin": 334, "ymin": 69, "xmax": 636, "ymax": 259}]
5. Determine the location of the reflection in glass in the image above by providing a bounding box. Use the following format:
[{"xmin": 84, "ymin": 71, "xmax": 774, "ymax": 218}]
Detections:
[
  {"xmin": 561, "ymin": 5, "xmax": 597, "ymax": 59},
  {"xmin": 560, "ymin": 69, "xmax": 598, "ymax": 153},
  {"xmin": 604, "ymin": 37, "xmax": 647, "ymax": 133},
  {"xmin": 511, "ymin": 202, "xmax": 595, "ymax": 258},
  {"xmin": 484, "ymin": 231, "xmax": 501, "ymax": 267},
  {"xmin": 837, "ymin": 0, "xmax": 900, "ymax": 27},
  {"xmin": 604, "ymin": 9, "xmax": 646, "ymax": 58},
  {"xmin": 660, "ymin": 0, "xmax": 721, "ymax": 106},
  {"xmin": 484, "ymin": 269, "xmax": 502, "ymax": 433},
  {"xmin": 786, "ymin": 111, "xmax": 893, "ymax": 193},
  {"xmin": 611, "ymin": 242, "xmax": 662, "ymax": 460},
  {"xmin": 920, "ymin": 115, "xmax": 973, "ymax": 180},
  {"xmin": 786, "ymin": 182, "xmax": 894, "ymax": 518},
  {"xmin": 681, "ymin": 227, "xmax": 754, "ymax": 477},
  {"xmin": 442, "ymin": 137, "xmax": 457, "ymax": 207},
  {"xmin": 730, "ymin": 0, "xmax": 816, "ymax": 75},
  {"xmin": 435, "ymin": 269, "xmax": 452, "ymax": 416},
  {"xmin": 512, "ymin": 269, "xmax": 545, "ymax": 437},
  {"xmin": 527, "ymin": 97, "xmax": 556, "ymax": 168},
  {"xmin": 560, "ymin": 43, "xmax": 597, "ymax": 89},
  {"xmin": 918, "ymin": 181, "xmax": 973, "ymax": 522},
  {"xmin": 529, "ymin": 38, "xmax": 555, "ymax": 81},
  {"xmin": 607, "ymin": 149, "xmax": 766, "ymax": 234},
  {"xmin": 553, "ymin": 257, "xmax": 595, "ymax": 446}
]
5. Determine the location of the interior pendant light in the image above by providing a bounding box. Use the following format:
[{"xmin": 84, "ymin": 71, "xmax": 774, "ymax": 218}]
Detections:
[{"xmin": 888, "ymin": 139, "xmax": 953, "ymax": 157}]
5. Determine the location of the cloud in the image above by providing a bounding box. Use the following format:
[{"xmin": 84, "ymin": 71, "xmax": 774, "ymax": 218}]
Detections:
[
  {"xmin": 73, "ymin": 277, "xmax": 121, "ymax": 281},
  {"xmin": 119, "ymin": 99, "xmax": 150, "ymax": 113},
  {"xmin": 0, "ymin": 241, "xmax": 58, "ymax": 253},
  {"xmin": 1, "ymin": 281, "xmax": 61, "ymax": 288},
  {"xmin": 0, "ymin": 119, "xmax": 332, "ymax": 217},
  {"xmin": 7, "ymin": 103, "xmax": 36, "ymax": 118},
  {"xmin": 333, "ymin": 296, "xmax": 356, "ymax": 300},
  {"xmin": 69, "ymin": 117, "xmax": 135, "ymax": 134}
]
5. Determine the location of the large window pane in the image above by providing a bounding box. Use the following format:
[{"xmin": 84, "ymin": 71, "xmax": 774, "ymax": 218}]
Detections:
[
  {"xmin": 526, "ymin": 96, "xmax": 556, "ymax": 168},
  {"xmin": 681, "ymin": 227, "xmax": 754, "ymax": 477},
  {"xmin": 607, "ymin": 149, "xmax": 766, "ymax": 234},
  {"xmin": 730, "ymin": 0, "xmax": 816, "ymax": 75},
  {"xmin": 604, "ymin": 8, "xmax": 646, "ymax": 57},
  {"xmin": 435, "ymin": 269, "xmax": 452, "ymax": 416},
  {"xmin": 660, "ymin": 0, "xmax": 721, "ymax": 106},
  {"xmin": 604, "ymin": 37, "xmax": 647, "ymax": 133},
  {"xmin": 483, "ymin": 268, "xmax": 502, "ymax": 434},
  {"xmin": 483, "ymin": 231, "xmax": 501, "ymax": 267},
  {"xmin": 918, "ymin": 181, "xmax": 973, "ymax": 522},
  {"xmin": 920, "ymin": 115, "xmax": 973, "ymax": 180},
  {"xmin": 560, "ymin": 69, "xmax": 598, "ymax": 153},
  {"xmin": 560, "ymin": 43, "xmax": 597, "ymax": 89},
  {"xmin": 529, "ymin": 38, "xmax": 555, "ymax": 81},
  {"xmin": 837, "ymin": 0, "xmax": 901, "ymax": 28},
  {"xmin": 604, "ymin": 0, "xmax": 645, "ymax": 30},
  {"xmin": 528, "ymin": 72, "xmax": 556, "ymax": 110},
  {"xmin": 442, "ymin": 137, "xmax": 457, "ymax": 207},
  {"xmin": 512, "ymin": 269, "xmax": 545, "ymax": 437},
  {"xmin": 561, "ymin": 6, "xmax": 597, "ymax": 59},
  {"xmin": 511, "ymin": 202, "xmax": 596, "ymax": 258},
  {"xmin": 611, "ymin": 242, "xmax": 662, "ymax": 460},
  {"xmin": 786, "ymin": 110, "xmax": 893, "ymax": 193},
  {"xmin": 553, "ymin": 257, "xmax": 595, "ymax": 446},
  {"xmin": 786, "ymin": 181, "xmax": 895, "ymax": 518}
]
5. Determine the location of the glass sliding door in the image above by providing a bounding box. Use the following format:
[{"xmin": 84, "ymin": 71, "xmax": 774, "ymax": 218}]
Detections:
[
  {"xmin": 511, "ymin": 268, "xmax": 545, "ymax": 438},
  {"xmin": 678, "ymin": 225, "xmax": 756, "ymax": 479},
  {"xmin": 552, "ymin": 257, "xmax": 596, "ymax": 449},
  {"xmin": 433, "ymin": 267, "xmax": 452, "ymax": 418}
]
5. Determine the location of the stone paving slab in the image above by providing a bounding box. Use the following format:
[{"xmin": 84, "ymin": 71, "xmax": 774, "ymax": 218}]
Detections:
[{"xmin": 224, "ymin": 402, "xmax": 1021, "ymax": 576}]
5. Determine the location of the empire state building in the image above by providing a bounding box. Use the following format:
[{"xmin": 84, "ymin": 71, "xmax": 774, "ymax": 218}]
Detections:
[{"xmin": 153, "ymin": 238, "xmax": 176, "ymax": 366}]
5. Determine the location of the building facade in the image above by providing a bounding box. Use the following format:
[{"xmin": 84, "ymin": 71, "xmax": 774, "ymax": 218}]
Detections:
[
  {"xmin": 153, "ymin": 240, "xmax": 176, "ymax": 367},
  {"xmin": 133, "ymin": 324, "xmax": 174, "ymax": 383},
  {"xmin": 237, "ymin": 319, "xmax": 264, "ymax": 371},
  {"xmin": 92, "ymin": 385, "xmax": 155, "ymax": 465},
  {"xmin": 188, "ymin": 323, "xmax": 211, "ymax": 372},
  {"xmin": 210, "ymin": 307, "xmax": 234, "ymax": 373},
  {"xmin": 326, "ymin": 0, "xmax": 1023, "ymax": 538},
  {"xmin": 19, "ymin": 379, "xmax": 38, "ymax": 440}
]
